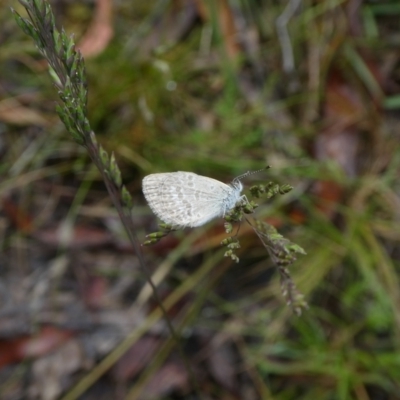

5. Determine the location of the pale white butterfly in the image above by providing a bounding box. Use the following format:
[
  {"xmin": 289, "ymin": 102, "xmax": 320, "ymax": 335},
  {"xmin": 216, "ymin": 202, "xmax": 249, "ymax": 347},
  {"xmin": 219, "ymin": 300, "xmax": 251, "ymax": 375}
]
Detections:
[{"xmin": 142, "ymin": 170, "xmax": 261, "ymax": 228}]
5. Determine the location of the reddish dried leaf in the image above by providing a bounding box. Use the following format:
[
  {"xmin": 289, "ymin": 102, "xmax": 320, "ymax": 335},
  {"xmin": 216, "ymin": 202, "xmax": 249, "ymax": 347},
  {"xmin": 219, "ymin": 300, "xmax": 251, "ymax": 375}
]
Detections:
[
  {"xmin": 20, "ymin": 326, "xmax": 73, "ymax": 358},
  {"xmin": 312, "ymin": 66, "xmax": 373, "ymax": 217},
  {"xmin": 208, "ymin": 341, "xmax": 237, "ymax": 392},
  {"xmin": 30, "ymin": 340, "xmax": 82, "ymax": 400},
  {"xmin": 81, "ymin": 275, "xmax": 108, "ymax": 310},
  {"xmin": 142, "ymin": 361, "xmax": 188, "ymax": 397},
  {"xmin": 312, "ymin": 126, "xmax": 353, "ymax": 218},
  {"xmin": 0, "ymin": 326, "xmax": 73, "ymax": 368},
  {"xmin": 288, "ymin": 208, "xmax": 306, "ymax": 225},
  {"xmin": 1, "ymin": 196, "xmax": 33, "ymax": 233},
  {"xmin": 77, "ymin": 0, "xmax": 113, "ymax": 57},
  {"xmin": 112, "ymin": 336, "xmax": 161, "ymax": 381},
  {"xmin": 36, "ymin": 224, "xmax": 113, "ymax": 249},
  {"xmin": 0, "ymin": 98, "xmax": 50, "ymax": 126},
  {"xmin": 195, "ymin": 0, "xmax": 240, "ymax": 59},
  {"xmin": 346, "ymin": 0, "xmax": 363, "ymax": 37},
  {"xmin": 315, "ymin": 127, "xmax": 359, "ymax": 177},
  {"xmin": 312, "ymin": 180, "xmax": 345, "ymax": 219},
  {"xmin": 324, "ymin": 70, "xmax": 364, "ymax": 125},
  {"xmin": 218, "ymin": 0, "xmax": 241, "ymax": 59},
  {"xmin": 0, "ymin": 341, "xmax": 21, "ymax": 368}
]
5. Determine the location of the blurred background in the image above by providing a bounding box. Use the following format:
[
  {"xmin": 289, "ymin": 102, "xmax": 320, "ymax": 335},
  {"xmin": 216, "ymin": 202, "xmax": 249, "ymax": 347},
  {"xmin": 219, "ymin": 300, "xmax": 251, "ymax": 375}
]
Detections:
[{"xmin": 1, "ymin": 0, "xmax": 400, "ymax": 399}]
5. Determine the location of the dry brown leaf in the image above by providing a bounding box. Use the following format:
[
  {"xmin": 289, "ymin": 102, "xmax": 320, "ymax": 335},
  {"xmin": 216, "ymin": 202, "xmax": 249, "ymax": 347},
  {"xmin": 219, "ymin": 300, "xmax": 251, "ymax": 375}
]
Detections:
[
  {"xmin": 112, "ymin": 336, "xmax": 161, "ymax": 381},
  {"xmin": 195, "ymin": 0, "xmax": 240, "ymax": 59},
  {"xmin": 142, "ymin": 360, "xmax": 188, "ymax": 398},
  {"xmin": 1, "ymin": 196, "xmax": 34, "ymax": 233},
  {"xmin": 77, "ymin": 0, "xmax": 113, "ymax": 58},
  {"xmin": 0, "ymin": 98, "xmax": 50, "ymax": 126},
  {"xmin": 0, "ymin": 326, "xmax": 74, "ymax": 369},
  {"xmin": 311, "ymin": 65, "xmax": 378, "ymax": 218},
  {"xmin": 30, "ymin": 339, "xmax": 82, "ymax": 400},
  {"xmin": 208, "ymin": 340, "xmax": 237, "ymax": 392},
  {"xmin": 36, "ymin": 225, "xmax": 113, "ymax": 249},
  {"xmin": 80, "ymin": 275, "xmax": 108, "ymax": 310}
]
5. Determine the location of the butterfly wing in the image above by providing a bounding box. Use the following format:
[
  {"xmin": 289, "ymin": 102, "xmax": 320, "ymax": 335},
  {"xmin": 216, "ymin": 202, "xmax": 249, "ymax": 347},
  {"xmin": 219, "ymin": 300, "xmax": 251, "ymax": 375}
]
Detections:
[{"xmin": 143, "ymin": 172, "xmax": 238, "ymax": 227}]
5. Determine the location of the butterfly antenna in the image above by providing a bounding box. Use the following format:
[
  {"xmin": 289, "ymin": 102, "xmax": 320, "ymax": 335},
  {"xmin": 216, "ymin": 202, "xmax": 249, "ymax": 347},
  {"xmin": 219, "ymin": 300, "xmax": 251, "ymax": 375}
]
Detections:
[{"xmin": 233, "ymin": 166, "xmax": 270, "ymax": 183}]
